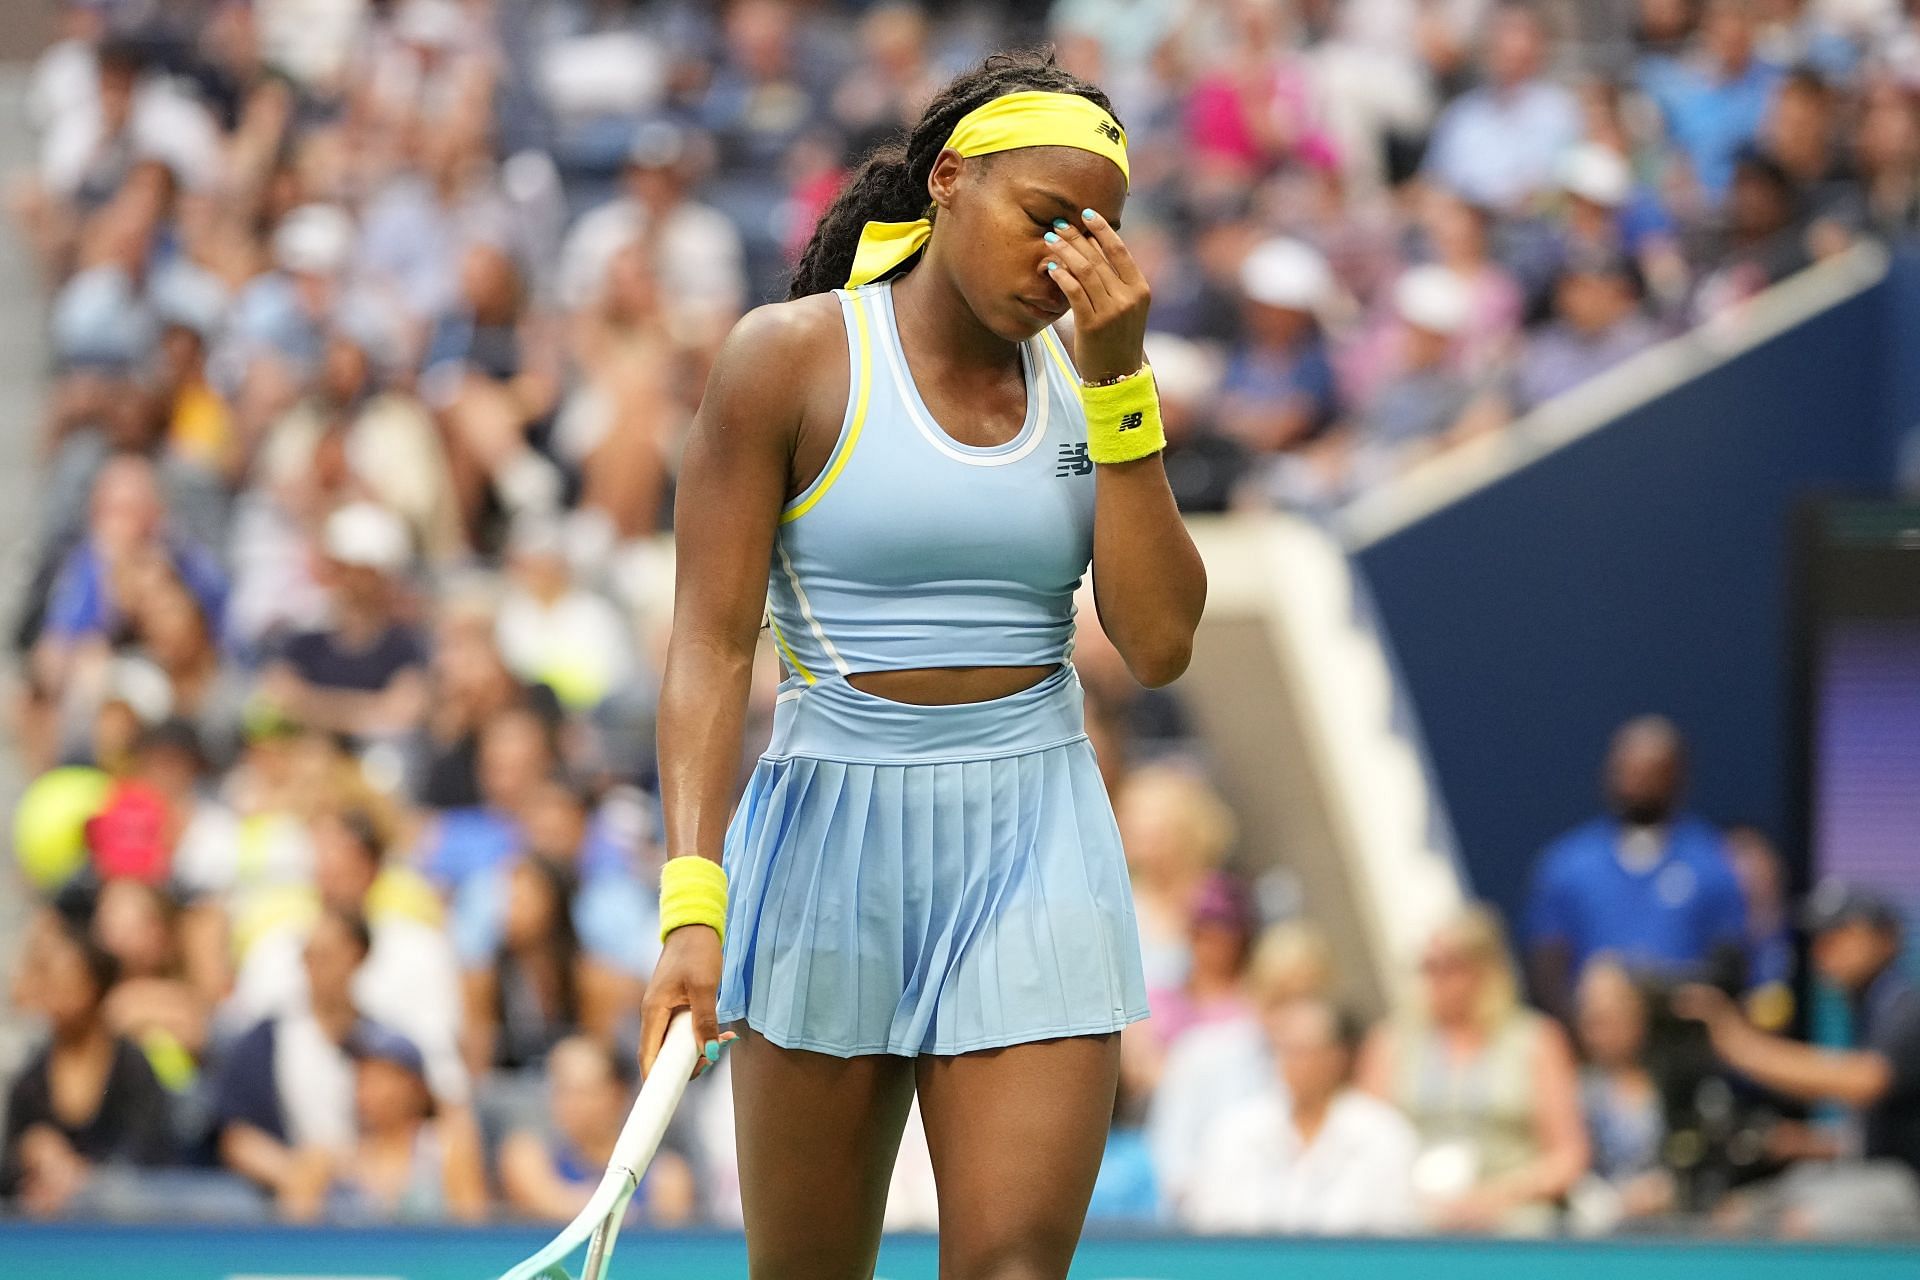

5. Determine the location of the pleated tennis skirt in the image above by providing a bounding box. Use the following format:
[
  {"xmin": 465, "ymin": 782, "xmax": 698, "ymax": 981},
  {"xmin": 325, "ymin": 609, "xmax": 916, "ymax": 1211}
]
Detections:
[{"xmin": 716, "ymin": 664, "xmax": 1150, "ymax": 1057}]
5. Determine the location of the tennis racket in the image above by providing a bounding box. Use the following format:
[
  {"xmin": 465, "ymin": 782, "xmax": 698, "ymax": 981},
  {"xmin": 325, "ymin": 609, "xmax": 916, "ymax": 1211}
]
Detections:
[{"xmin": 493, "ymin": 1011, "xmax": 703, "ymax": 1280}]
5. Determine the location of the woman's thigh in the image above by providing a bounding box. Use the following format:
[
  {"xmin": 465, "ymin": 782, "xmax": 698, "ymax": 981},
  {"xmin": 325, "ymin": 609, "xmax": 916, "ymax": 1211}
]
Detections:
[
  {"xmin": 731, "ymin": 1029, "xmax": 917, "ymax": 1280},
  {"xmin": 914, "ymin": 1034, "xmax": 1121, "ymax": 1280}
]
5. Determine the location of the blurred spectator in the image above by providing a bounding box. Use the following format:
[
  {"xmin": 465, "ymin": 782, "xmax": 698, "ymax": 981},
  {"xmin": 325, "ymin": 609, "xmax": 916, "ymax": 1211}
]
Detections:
[
  {"xmin": 2, "ymin": 914, "xmax": 174, "ymax": 1216},
  {"xmin": 1642, "ymin": 0, "xmax": 1781, "ymax": 204},
  {"xmin": 1422, "ymin": 3, "xmax": 1582, "ymax": 211},
  {"xmin": 258, "ymin": 502, "xmax": 428, "ymax": 744},
  {"xmin": 1115, "ymin": 766, "xmax": 1238, "ymax": 991},
  {"xmin": 1143, "ymin": 332, "xmax": 1242, "ymax": 514},
  {"xmin": 418, "ymin": 603, "xmax": 557, "ymax": 810},
  {"xmin": 1149, "ymin": 920, "xmax": 1337, "ymax": 1214},
  {"xmin": 1724, "ymin": 822, "xmax": 1797, "ymax": 1027},
  {"xmin": 1217, "ymin": 238, "xmax": 1340, "ymax": 455},
  {"xmin": 1525, "ymin": 716, "xmax": 1748, "ymax": 1023},
  {"xmin": 210, "ymin": 906, "xmax": 371, "ymax": 1209},
  {"xmin": 1678, "ymin": 882, "xmax": 1920, "ymax": 1237},
  {"xmin": 1359, "ymin": 905, "xmax": 1590, "ymax": 1233},
  {"xmin": 227, "ymin": 808, "xmax": 467, "ymax": 1108},
  {"xmin": 1509, "ymin": 249, "xmax": 1662, "ymax": 412},
  {"xmin": 278, "ymin": 1023, "xmax": 486, "ymax": 1223},
  {"xmin": 1574, "ymin": 960, "xmax": 1676, "ymax": 1222},
  {"xmin": 460, "ymin": 856, "xmax": 622, "ymax": 1077},
  {"xmin": 558, "ymin": 121, "xmax": 747, "ymax": 350},
  {"xmin": 495, "ymin": 517, "xmax": 637, "ymax": 714},
  {"xmin": 1188, "ymin": 997, "xmax": 1419, "ymax": 1234},
  {"xmin": 417, "ymin": 704, "xmax": 559, "ymax": 891},
  {"xmin": 91, "ymin": 877, "xmax": 208, "ymax": 1086},
  {"xmin": 1689, "ymin": 148, "xmax": 1814, "ymax": 319},
  {"xmin": 498, "ymin": 1035, "xmax": 696, "ymax": 1225},
  {"xmin": 1146, "ymin": 871, "xmax": 1260, "ymax": 1048}
]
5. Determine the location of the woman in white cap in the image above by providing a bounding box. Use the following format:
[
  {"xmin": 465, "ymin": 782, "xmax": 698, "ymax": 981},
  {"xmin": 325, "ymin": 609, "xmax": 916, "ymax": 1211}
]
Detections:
[{"xmin": 1217, "ymin": 237, "xmax": 1340, "ymax": 455}]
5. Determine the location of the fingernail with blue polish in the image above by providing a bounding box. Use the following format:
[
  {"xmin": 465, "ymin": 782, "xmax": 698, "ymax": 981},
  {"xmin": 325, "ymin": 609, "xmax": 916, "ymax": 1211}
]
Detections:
[
  {"xmin": 1044, "ymin": 261, "xmax": 1058, "ymax": 272},
  {"xmin": 1052, "ymin": 218, "xmax": 1070, "ymax": 231},
  {"xmin": 1082, "ymin": 208, "xmax": 1098, "ymax": 221},
  {"xmin": 1044, "ymin": 231, "xmax": 1059, "ymax": 244},
  {"xmin": 703, "ymin": 1040, "xmax": 721, "ymax": 1063}
]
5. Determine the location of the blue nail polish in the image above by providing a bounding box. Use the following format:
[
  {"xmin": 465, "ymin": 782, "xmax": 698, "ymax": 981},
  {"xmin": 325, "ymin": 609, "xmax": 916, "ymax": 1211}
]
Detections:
[
  {"xmin": 1044, "ymin": 231, "xmax": 1059, "ymax": 244},
  {"xmin": 1044, "ymin": 261, "xmax": 1058, "ymax": 272},
  {"xmin": 1082, "ymin": 208, "xmax": 1098, "ymax": 221},
  {"xmin": 703, "ymin": 1040, "xmax": 721, "ymax": 1063},
  {"xmin": 1052, "ymin": 219, "xmax": 1070, "ymax": 231}
]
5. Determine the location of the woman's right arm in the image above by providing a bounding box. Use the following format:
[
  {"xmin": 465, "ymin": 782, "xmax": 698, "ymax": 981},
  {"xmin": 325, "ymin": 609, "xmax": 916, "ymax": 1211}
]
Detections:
[{"xmin": 638, "ymin": 300, "xmax": 831, "ymax": 1076}]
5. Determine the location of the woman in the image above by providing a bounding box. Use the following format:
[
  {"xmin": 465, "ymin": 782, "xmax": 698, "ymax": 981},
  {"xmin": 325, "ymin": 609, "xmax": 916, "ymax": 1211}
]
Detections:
[
  {"xmin": 462, "ymin": 857, "xmax": 619, "ymax": 1076},
  {"xmin": 1, "ymin": 913, "xmax": 175, "ymax": 1215},
  {"xmin": 1357, "ymin": 904, "xmax": 1589, "ymax": 1235},
  {"xmin": 639, "ymin": 51, "xmax": 1206, "ymax": 1279},
  {"xmin": 1574, "ymin": 959, "xmax": 1673, "ymax": 1220},
  {"xmin": 498, "ymin": 1034, "xmax": 696, "ymax": 1225},
  {"xmin": 1115, "ymin": 765, "xmax": 1238, "ymax": 992},
  {"xmin": 280, "ymin": 1023, "xmax": 486, "ymax": 1224}
]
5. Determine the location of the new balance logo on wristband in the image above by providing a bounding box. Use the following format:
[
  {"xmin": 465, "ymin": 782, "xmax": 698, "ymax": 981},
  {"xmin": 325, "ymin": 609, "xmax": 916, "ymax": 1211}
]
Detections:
[
  {"xmin": 1055, "ymin": 443, "xmax": 1092, "ymax": 477},
  {"xmin": 1119, "ymin": 412, "xmax": 1144, "ymax": 432}
]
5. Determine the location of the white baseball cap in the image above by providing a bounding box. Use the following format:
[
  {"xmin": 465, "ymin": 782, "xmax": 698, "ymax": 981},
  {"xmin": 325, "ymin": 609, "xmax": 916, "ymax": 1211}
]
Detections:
[
  {"xmin": 274, "ymin": 204, "xmax": 356, "ymax": 278},
  {"xmin": 323, "ymin": 502, "xmax": 411, "ymax": 572},
  {"xmin": 1393, "ymin": 265, "xmax": 1472, "ymax": 337},
  {"xmin": 1239, "ymin": 238, "xmax": 1333, "ymax": 312},
  {"xmin": 1560, "ymin": 144, "xmax": 1632, "ymax": 208},
  {"xmin": 1141, "ymin": 332, "xmax": 1222, "ymax": 407}
]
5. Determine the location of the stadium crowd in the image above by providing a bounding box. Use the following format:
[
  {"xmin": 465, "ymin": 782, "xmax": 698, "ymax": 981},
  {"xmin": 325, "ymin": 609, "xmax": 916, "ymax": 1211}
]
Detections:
[{"xmin": 4, "ymin": 0, "xmax": 1920, "ymax": 1240}]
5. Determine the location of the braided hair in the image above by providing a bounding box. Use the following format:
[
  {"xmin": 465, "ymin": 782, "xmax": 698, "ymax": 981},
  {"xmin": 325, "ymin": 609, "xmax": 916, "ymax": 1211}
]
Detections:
[{"xmin": 787, "ymin": 50, "xmax": 1120, "ymax": 300}]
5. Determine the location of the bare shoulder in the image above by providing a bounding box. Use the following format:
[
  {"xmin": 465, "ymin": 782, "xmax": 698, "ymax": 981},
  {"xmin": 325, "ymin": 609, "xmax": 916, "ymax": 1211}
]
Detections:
[{"xmin": 710, "ymin": 294, "xmax": 845, "ymax": 385}]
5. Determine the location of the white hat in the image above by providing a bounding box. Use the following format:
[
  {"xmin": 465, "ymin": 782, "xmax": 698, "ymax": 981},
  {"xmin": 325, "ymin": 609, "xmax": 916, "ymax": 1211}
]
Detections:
[
  {"xmin": 323, "ymin": 502, "xmax": 411, "ymax": 572},
  {"xmin": 1393, "ymin": 265, "xmax": 1472, "ymax": 337},
  {"xmin": 1560, "ymin": 144, "xmax": 1631, "ymax": 208},
  {"xmin": 395, "ymin": 0, "xmax": 464, "ymax": 48},
  {"xmin": 274, "ymin": 204, "xmax": 356, "ymax": 278},
  {"xmin": 1141, "ymin": 332, "xmax": 1222, "ymax": 407},
  {"xmin": 1239, "ymin": 238, "xmax": 1332, "ymax": 312}
]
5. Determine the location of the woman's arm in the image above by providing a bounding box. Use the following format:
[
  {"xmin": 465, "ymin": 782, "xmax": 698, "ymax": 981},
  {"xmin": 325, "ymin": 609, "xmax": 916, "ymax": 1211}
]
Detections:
[
  {"xmin": 498, "ymin": 1128, "xmax": 590, "ymax": 1221},
  {"xmin": 1044, "ymin": 210, "xmax": 1206, "ymax": 687},
  {"xmin": 638, "ymin": 299, "xmax": 834, "ymax": 1074},
  {"xmin": 439, "ymin": 1110, "xmax": 490, "ymax": 1222},
  {"xmin": 1463, "ymin": 1019, "xmax": 1591, "ymax": 1219},
  {"xmin": 459, "ymin": 968, "xmax": 498, "ymax": 1082}
]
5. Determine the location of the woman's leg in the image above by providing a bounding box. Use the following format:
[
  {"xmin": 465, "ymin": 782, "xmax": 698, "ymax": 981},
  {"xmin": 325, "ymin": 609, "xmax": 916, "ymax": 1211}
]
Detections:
[
  {"xmin": 914, "ymin": 1035, "xmax": 1121, "ymax": 1280},
  {"xmin": 732, "ymin": 1029, "xmax": 917, "ymax": 1280}
]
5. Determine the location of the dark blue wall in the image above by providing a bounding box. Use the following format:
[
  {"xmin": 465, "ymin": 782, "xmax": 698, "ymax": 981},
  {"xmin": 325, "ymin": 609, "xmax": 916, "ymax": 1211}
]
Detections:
[{"xmin": 1354, "ymin": 267, "xmax": 1904, "ymax": 932}]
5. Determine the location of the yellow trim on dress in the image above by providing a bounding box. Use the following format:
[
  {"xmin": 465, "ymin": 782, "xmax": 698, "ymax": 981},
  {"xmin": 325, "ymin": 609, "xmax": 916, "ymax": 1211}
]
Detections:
[
  {"xmin": 765, "ymin": 611, "xmax": 816, "ymax": 685},
  {"xmin": 1038, "ymin": 326, "xmax": 1079, "ymax": 387},
  {"xmin": 782, "ymin": 291, "xmax": 874, "ymax": 524}
]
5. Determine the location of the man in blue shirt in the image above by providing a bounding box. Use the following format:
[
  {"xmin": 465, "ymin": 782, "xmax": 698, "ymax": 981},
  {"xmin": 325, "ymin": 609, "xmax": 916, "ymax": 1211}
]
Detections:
[
  {"xmin": 1641, "ymin": 0, "xmax": 1782, "ymax": 203},
  {"xmin": 1525, "ymin": 716, "xmax": 1747, "ymax": 1022}
]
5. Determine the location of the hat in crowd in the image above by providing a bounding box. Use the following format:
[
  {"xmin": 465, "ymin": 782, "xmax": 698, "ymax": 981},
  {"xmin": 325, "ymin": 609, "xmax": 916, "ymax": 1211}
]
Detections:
[
  {"xmin": 274, "ymin": 204, "xmax": 356, "ymax": 278},
  {"xmin": 1393, "ymin": 264, "xmax": 1472, "ymax": 337},
  {"xmin": 347, "ymin": 1021, "xmax": 430, "ymax": 1080},
  {"xmin": 1801, "ymin": 880, "xmax": 1903, "ymax": 936},
  {"xmin": 323, "ymin": 501, "xmax": 412, "ymax": 572},
  {"xmin": 627, "ymin": 119, "xmax": 688, "ymax": 171},
  {"xmin": 1141, "ymin": 332, "xmax": 1222, "ymax": 408},
  {"xmin": 1560, "ymin": 143, "xmax": 1632, "ymax": 209},
  {"xmin": 148, "ymin": 264, "xmax": 229, "ymax": 340},
  {"xmin": 1191, "ymin": 871, "xmax": 1258, "ymax": 937},
  {"xmin": 394, "ymin": 0, "xmax": 464, "ymax": 48},
  {"xmin": 1239, "ymin": 237, "xmax": 1332, "ymax": 313}
]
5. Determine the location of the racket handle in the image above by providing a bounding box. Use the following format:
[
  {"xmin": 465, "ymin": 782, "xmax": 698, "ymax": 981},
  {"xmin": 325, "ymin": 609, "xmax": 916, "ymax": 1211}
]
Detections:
[{"xmin": 610, "ymin": 1009, "xmax": 702, "ymax": 1175}]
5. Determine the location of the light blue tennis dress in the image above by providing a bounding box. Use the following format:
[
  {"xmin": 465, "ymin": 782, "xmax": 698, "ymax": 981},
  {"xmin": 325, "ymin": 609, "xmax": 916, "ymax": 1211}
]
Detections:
[{"xmin": 715, "ymin": 280, "xmax": 1151, "ymax": 1057}]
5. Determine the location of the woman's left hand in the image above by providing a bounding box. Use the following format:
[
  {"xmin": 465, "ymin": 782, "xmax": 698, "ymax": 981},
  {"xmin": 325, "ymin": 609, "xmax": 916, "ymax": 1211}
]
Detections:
[{"xmin": 1043, "ymin": 208, "xmax": 1150, "ymax": 384}]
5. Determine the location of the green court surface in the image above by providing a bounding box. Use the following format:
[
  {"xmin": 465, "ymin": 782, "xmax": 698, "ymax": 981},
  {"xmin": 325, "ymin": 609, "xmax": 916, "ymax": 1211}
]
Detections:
[{"xmin": 1, "ymin": 1225, "xmax": 1918, "ymax": 1279}]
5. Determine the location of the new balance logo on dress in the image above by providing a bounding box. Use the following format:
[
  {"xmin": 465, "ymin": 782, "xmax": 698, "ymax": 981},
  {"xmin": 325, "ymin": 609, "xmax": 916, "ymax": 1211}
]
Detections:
[
  {"xmin": 1055, "ymin": 443, "xmax": 1092, "ymax": 477},
  {"xmin": 1119, "ymin": 412, "xmax": 1143, "ymax": 432}
]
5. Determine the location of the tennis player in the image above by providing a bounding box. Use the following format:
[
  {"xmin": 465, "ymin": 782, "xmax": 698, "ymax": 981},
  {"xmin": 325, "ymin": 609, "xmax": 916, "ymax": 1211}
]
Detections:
[{"xmin": 639, "ymin": 51, "xmax": 1207, "ymax": 1279}]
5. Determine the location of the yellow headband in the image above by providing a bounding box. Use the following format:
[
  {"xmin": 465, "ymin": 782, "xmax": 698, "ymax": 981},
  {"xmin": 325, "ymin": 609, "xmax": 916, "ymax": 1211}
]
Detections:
[{"xmin": 844, "ymin": 90, "xmax": 1130, "ymax": 289}]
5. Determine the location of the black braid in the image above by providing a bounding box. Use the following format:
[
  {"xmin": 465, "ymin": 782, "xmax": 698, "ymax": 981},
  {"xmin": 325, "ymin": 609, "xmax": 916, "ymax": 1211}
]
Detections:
[{"xmin": 787, "ymin": 49, "xmax": 1120, "ymax": 300}]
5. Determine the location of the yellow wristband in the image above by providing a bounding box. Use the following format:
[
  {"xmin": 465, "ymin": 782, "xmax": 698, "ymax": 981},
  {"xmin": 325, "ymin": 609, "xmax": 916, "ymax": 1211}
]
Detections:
[
  {"xmin": 659, "ymin": 855, "xmax": 728, "ymax": 944},
  {"xmin": 1080, "ymin": 365, "xmax": 1167, "ymax": 464}
]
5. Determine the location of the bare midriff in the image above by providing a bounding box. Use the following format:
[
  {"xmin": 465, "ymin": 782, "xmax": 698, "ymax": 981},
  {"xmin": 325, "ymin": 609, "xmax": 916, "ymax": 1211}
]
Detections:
[{"xmin": 844, "ymin": 664, "xmax": 1059, "ymax": 706}]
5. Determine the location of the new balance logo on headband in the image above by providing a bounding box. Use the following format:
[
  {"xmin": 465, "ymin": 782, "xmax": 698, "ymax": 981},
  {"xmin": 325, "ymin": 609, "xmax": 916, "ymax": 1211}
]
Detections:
[
  {"xmin": 1119, "ymin": 412, "xmax": 1143, "ymax": 432},
  {"xmin": 1094, "ymin": 120, "xmax": 1122, "ymax": 144},
  {"xmin": 1055, "ymin": 443, "xmax": 1092, "ymax": 477}
]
